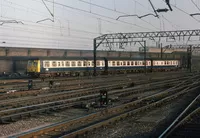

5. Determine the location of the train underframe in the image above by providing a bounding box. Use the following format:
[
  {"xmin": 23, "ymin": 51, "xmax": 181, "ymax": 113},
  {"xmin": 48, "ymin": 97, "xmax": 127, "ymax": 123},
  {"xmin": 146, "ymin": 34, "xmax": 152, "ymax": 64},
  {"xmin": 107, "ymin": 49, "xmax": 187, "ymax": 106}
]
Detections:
[{"xmin": 28, "ymin": 67, "xmax": 180, "ymax": 78}]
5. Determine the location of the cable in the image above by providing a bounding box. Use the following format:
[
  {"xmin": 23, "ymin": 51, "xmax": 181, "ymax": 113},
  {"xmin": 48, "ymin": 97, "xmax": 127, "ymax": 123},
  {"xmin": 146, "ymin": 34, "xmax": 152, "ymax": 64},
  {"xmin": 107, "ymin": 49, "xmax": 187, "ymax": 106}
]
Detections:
[
  {"xmin": 162, "ymin": 0, "xmax": 200, "ymax": 23},
  {"xmin": 0, "ymin": 19, "xmax": 24, "ymax": 25},
  {"xmin": 0, "ymin": 26, "xmax": 95, "ymax": 41},
  {"xmin": 191, "ymin": 0, "xmax": 200, "ymax": 12},
  {"xmin": 0, "ymin": 38, "xmax": 91, "ymax": 46},
  {"xmin": 161, "ymin": 15, "xmax": 182, "ymax": 30},
  {"xmin": 41, "ymin": 0, "xmax": 54, "ymax": 17},
  {"xmin": 40, "ymin": 0, "xmax": 154, "ymax": 31},
  {"xmin": 38, "ymin": 0, "xmax": 54, "ymax": 23},
  {"xmin": 78, "ymin": 0, "xmax": 159, "ymax": 30},
  {"xmin": 0, "ymin": 42, "xmax": 91, "ymax": 49},
  {"xmin": 131, "ymin": 0, "xmax": 154, "ymax": 13},
  {"xmin": 2, "ymin": 1, "xmax": 106, "ymax": 32},
  {"xmin": 148, "ymin": 0, "xmax": 159, "ymax": 17},
  {"xmin": 0, "ymin": 15, "xmax": 99, "ymax": 36},
  {"xmin": 132, "ymin": 0, "xmax": 185, "ymax": 30}
]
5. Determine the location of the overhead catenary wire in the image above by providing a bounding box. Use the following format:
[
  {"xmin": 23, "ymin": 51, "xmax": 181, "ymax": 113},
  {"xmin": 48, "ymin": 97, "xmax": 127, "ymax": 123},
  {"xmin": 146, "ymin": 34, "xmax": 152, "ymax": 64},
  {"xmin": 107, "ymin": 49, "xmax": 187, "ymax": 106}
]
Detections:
[
  {"xmin": 40, "ymin": 0, "xmax": 155, "ymax": 31},
  {"xmin": 191, "ymin": 0, "xmax": 200, "ymax": 12},
  {"xmin": 4, "ymin": 0, "xmax": 156, "ymax": 41},
  {"xmin": 116, "ymin": 13, "xmax": 158, "ymax": 20},
  {"xmin": 148, "ymin": 0, "xmax": 159, "ymax": 18},
  {"xmin": 0, "ymin": 25, "xmax": 95, "ymax": 40},
  {"xmin": 37, "ymin": 0, "xmax": 54, "ymax": 23},
  {"xmin": 4, "ymin": 0, "xmax": 115, "ymax": 25},
  {"xmin": 0, "ymin": 0, "xmax": 195, "ymax": 50},
  {"xmin": 0, "ymin": 38, "xmax": 92, "ymax": 46},
  {"xmin": 78, "ymin": 0, "xmax": 159, "ymax": 30},
  {"xmin": 0, "ymin": 19, "xmax": 24, "ymax": 25},
  {"xmin": 2, "ymin": 0, "xmax": 116, "ymax": 35},
  {"xmin": 132, "ymin": 0, "xmax": 184, "ymax": 30},
  {"xmin": 41, "ymin": 0, "xmax": 54, "ymax": 17},
  {"xmin": 0, "ymin": 42, "xmax": 91, "ymax": 49},
  {"xmin": 161, "ymin": 0, "xmax": 200, "ymax": 23},
  {"xmin": 0, "ymin": 15, "xmax": 99, "ymax": 36}
]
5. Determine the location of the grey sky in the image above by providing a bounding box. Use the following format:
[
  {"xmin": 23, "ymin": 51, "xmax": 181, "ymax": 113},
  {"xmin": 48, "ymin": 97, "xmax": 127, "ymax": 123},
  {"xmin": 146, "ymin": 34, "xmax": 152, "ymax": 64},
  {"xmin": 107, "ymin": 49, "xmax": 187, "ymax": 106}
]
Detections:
[{"xmin": 0, "ymin": 0, "xmax": 200, "ymax": 50}]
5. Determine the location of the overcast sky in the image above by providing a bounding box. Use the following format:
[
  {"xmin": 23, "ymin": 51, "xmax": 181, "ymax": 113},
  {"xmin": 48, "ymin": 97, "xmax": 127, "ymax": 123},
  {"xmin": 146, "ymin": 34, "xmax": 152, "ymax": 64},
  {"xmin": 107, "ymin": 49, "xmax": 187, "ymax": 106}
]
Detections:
[{"xmin": 0, "ymin": 0, "xmax": 200, "ymax": 50}]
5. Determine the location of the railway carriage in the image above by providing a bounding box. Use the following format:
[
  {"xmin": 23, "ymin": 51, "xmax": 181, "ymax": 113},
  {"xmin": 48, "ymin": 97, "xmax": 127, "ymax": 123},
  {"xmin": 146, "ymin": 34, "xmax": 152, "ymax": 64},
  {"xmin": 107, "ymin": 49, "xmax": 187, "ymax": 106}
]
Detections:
[{"xmin": 26, "ymin": 58, "xmax": 180, "ymax": 77}]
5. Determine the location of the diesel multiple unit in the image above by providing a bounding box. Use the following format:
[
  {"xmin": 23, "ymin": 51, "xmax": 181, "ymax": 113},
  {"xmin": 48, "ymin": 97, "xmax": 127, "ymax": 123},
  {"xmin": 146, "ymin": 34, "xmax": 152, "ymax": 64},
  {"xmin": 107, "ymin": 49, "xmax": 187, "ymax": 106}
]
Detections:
[{"xmin": 27, "ymin": 58, "xmax": 180, "ymax": 77}]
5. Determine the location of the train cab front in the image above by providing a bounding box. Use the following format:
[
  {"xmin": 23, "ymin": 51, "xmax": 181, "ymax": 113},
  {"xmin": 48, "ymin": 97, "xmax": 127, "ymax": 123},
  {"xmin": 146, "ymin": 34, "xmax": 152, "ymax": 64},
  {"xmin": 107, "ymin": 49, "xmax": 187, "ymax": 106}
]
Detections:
[{"xmin": 27, "ymin": 60, "xmax": 41, "ymax": 77}]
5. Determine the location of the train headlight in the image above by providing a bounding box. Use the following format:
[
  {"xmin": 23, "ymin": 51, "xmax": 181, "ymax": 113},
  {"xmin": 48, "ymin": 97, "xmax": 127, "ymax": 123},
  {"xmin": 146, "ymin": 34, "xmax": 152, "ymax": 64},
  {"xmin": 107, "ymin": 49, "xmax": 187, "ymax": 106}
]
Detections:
[{"xmin": 46, "ymin": 68, "xmax": 49, "ymax": 71}]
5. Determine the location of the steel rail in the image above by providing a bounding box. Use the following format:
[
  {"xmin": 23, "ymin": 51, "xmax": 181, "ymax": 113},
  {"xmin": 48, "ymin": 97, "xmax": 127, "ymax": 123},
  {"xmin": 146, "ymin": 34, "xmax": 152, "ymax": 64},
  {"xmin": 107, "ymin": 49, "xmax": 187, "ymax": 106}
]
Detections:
[
  {"xmin": 0, "ymin": 75, "xmax": 190, "ymax": 110},
  {"xmin": 0, "ymin": 79, "xmax": 178, "ymax": 123},
  {"xmin": 159, "ymin": 92, "xmax": 200, "ymax": 138},
  {"xmin": 14, "ymin": 79, "xmax": 200, "ymax": 138}
]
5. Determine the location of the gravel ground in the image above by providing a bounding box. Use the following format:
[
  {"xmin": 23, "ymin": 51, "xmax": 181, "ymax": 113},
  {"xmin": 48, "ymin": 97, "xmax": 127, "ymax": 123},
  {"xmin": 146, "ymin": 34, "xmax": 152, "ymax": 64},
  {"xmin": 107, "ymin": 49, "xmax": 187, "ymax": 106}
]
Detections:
[
  {"xmin": 0, "ymin": 88, "xmax": 163, "ymax": 137},
  {"xmin": 0, "ymin": 85, "xmax": 195, "ymax": 138},
  {"xmin": 0, "ymin": 109, "xmax": 89, "ymax": 138},
  {"xmin": 86, "ymin": 89, "xmax": 200, "ymax": 138}
]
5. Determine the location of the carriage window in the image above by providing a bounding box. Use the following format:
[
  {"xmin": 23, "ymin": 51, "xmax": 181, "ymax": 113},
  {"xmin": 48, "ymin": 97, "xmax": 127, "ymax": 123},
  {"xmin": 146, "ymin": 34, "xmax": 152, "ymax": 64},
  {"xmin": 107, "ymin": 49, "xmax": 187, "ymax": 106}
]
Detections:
[
  {"xmin": 117, "ymin": 61, "xmax": 120, "ymax": 66},
  {"xmin": 97, "ymin": 61, "xmax": 100, "ymax": 66},
  {"xmin": 123, "ymin": 61, "xmax": 126, "ymax": 66},
  {"xmin": 62, "ymin": 61, "xmax": 64, "ymax": 66},
  {"xmin": 65, "ymin": 61, "xmax": 70, "ymax": 66},
  {"xmin": 120, "ymin": 62, "xmax": 123, "ymax": 66},
  {"xmin": 112, "ymin": 61, "xmax": 116, "ymax": 66},
  {"xmin": 88, "ymin": 61, "xmax": 91, "ymax": 66},
  {"xmin": 127, "ymin": 61, "xmax": 130, "ymax": 65},
  {"xmin": 77, "ymin": 61, "xmax": 82, "ymax": 66},
  {"xmin": 52, "ymin": 61, "xmax": 57, "ymax": 67},
  {"xmin": 167, "ymin": 61, "xmax": 170, "ymax": 65},
  {"xmin": 135, "ymin": 61, "xmax": 138, "ymax": 65},
  {"xmin": 58, "ymin": 62, "xmax": 61, "ymax": 67},
  {"xmin": 71, "ymin": 61, "xmax": 76, "ymax": 67},
  {"xmin": 83, "ymin": 61, "xmax": 87, "ymax": 66},
  {"xmin": 142, "ymin": 61, "xmax": 145, "ymax": 65},
  {"xmin": 131, "ymin": 61, "xmax": 134, "ymax": 66},
  {"xmin": 165, "ymin": 61, "xmax": 167, "ymax": 65},
  {"xmin": 102, "ymin": 61, "xmax": 105, "ymax": 66},
  {"xmin": 44, "ymin": 61, "xmax": 50, "ymax": 67}
]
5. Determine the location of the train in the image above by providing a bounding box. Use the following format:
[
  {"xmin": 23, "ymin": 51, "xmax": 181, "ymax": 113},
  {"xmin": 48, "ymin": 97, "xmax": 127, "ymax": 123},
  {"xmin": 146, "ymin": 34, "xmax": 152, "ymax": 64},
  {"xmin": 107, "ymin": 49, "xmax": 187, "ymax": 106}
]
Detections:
[{"xmin": 26, "ymin": 57, "xmax": 180, "ymax": 77}]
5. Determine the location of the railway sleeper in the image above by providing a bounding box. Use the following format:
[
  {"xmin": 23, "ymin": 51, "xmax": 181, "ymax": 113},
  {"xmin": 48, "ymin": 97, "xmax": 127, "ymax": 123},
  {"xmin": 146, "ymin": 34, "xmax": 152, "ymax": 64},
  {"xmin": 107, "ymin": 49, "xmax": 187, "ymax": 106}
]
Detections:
[{"xmin": 19, "ymin": 86, "xmax": 198, "ymax": 137}]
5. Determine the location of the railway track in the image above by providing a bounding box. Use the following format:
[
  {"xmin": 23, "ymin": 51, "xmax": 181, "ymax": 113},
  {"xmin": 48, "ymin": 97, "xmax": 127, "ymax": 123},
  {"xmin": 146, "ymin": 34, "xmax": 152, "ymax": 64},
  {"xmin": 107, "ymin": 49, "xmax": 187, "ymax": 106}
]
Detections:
[
  {"xmin": 0, "ymin": 72, "xmax": 194, "ymax": 101},
  {"xmin": 0, "ymin": 72, "xmax": 190, "ymax": 93},
  {"xmin": 0, "ymin": 71, "xmax": 183, "ymax": 85},
  {"xmin": 0, "ymin": 74, "xmax": 196, "ymax": 124},
  {"xmin": 13, "ymin": 75, "xmax": 200, "ymax": 138},
  {"xmin": 0, "ymin": 77, "xmax": 180, "ymax": 123},
  {"xmin": 0, "ymin": 73, "xmax": 191, "ymax": 106},
  {"xmin": 159, "ymin": 92, "xmax": 200, "ymax": 138}
]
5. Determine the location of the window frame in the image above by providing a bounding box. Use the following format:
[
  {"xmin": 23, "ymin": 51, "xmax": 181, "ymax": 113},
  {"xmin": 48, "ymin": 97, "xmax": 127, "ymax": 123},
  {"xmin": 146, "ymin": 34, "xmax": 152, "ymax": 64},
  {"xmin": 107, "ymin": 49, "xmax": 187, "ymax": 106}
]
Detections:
[
  {"xmin": 52, "ymin": 61, "xmax": 57, "ymax": 67},
  {"xmin": 65, "ymin": 61, "xmax": 70, "ymax": 67},
  {"xmin": 71, "ymin": 61, "xmax": 76, "ymax": 67}
]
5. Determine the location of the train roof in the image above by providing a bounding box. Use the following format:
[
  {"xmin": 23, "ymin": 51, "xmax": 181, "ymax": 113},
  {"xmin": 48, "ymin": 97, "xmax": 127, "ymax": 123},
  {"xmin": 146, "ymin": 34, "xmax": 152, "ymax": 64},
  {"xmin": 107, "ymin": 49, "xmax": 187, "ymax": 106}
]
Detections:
[{"xmin": 27, "ymin": 57, "xmax": 179, "ymax": 61}]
